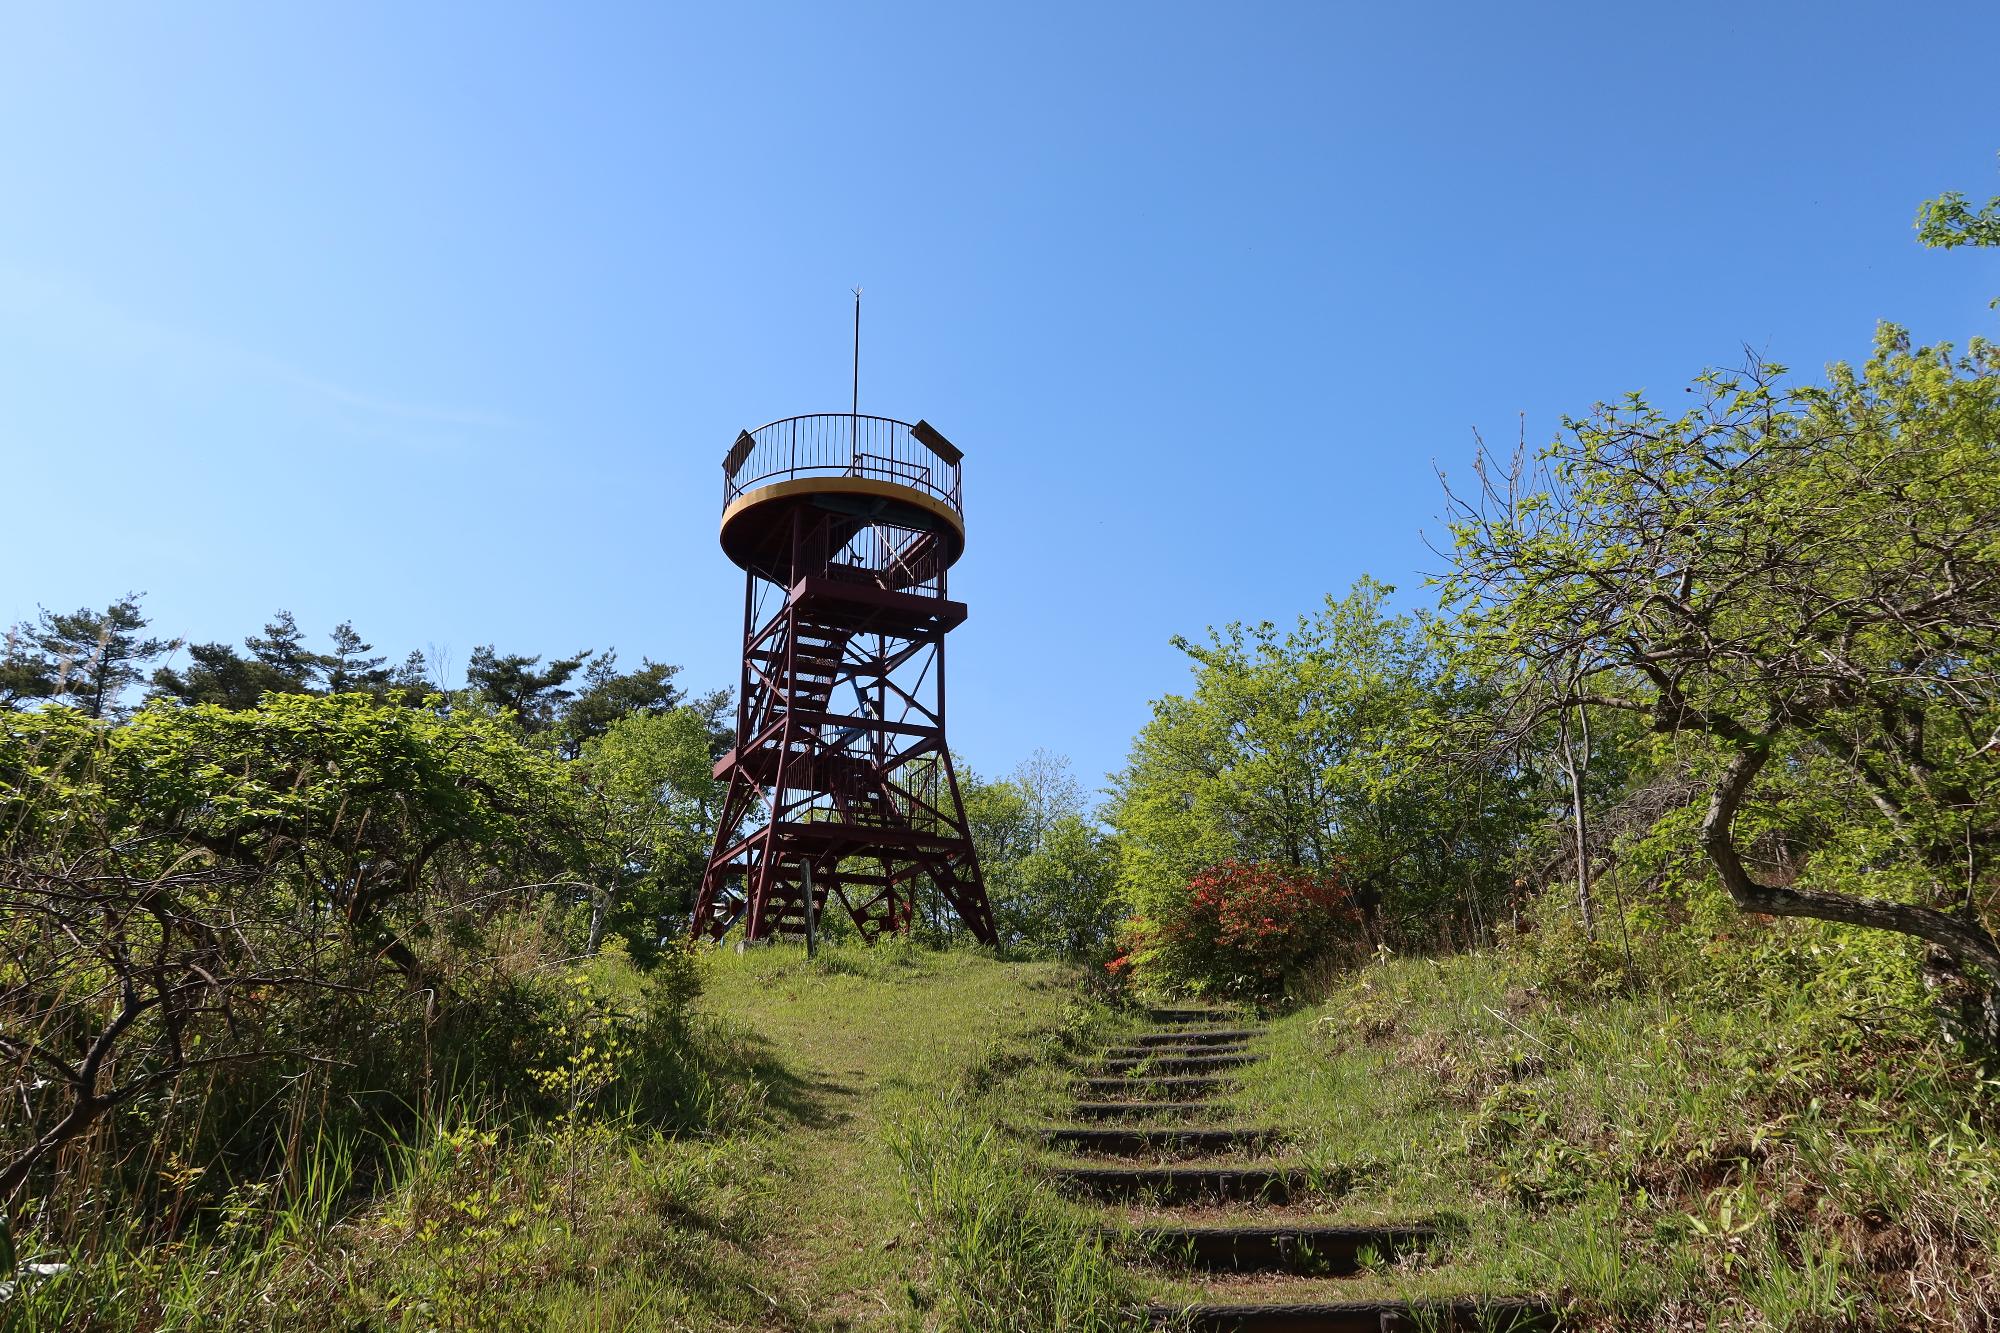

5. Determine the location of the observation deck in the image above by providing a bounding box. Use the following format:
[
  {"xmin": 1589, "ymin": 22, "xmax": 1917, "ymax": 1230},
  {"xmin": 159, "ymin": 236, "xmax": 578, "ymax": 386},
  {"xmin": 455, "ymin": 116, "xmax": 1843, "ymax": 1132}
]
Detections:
[{"xmin": 720, "ymin": 414, "xmax": 966, "ymax": 585}]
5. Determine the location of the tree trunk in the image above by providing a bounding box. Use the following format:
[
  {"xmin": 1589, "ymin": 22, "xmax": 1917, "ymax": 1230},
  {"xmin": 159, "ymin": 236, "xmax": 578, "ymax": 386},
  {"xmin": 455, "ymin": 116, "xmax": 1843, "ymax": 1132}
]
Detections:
[
  {"xmin": 1920, "ymin": 945, "xmax": 2000, "ymax": 1055},
  {"xmin": 586, "ymin": 887, "xmax": 611, "ymax": 954},
  {"xmin": 1702, "ymin": 744, "xmax": 2000, "ymax": 1054},
  {"xmin": 3, "ymin": 1096, "xmax": 98, "ymax": 1206},
  {"xmin": 3, "ymin": 977, "xmax": 147, "ymax": 1206},
  {"xmin": 1558, "ymin": 707, "xmax": 1594, "ymax": 940}
]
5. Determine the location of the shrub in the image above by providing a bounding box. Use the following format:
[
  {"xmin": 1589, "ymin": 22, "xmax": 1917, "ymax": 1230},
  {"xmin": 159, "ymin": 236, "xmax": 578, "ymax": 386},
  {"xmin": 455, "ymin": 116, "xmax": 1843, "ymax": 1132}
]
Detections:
[
  {"xmin": 1116, "ymin": 859, "xmax": 1364, "ymax": 1000},
  {"xmin": 0, "ymin": 693, "xmax": 728, "ymax": 1287}
]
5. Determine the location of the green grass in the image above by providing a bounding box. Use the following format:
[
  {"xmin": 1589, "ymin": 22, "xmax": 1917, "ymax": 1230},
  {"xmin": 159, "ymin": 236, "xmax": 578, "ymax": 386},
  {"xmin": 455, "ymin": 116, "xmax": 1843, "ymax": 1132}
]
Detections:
[
  {"xmin": 5, "ymin": 1069, "xmax": 787, "ymax": 1333},
  {"xmin": 28, "ymin": 920, "xmax": 1981, "ymax": 1332},
  {"xmin": 692, "ymin": 938, "xmax": 1119, "ymax": 1328},
  {"xmin": 1211, "ymin": 933, "xmax": 2000, "ymax": 1330},
  {"xmin": 887, "ymin": 1093, "xmax": 1136, "ymax": 1331},
  {"xmin": 4, "ymin": 939, "xmax": 1112, "ymax": 1333}
]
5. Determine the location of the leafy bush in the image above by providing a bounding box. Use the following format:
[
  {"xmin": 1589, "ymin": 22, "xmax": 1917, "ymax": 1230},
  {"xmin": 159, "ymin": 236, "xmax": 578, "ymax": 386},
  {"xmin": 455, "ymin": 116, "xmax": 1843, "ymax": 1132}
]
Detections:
[
  {"xmin": 0, "ymin": 690, "xmax": 735, "ymax": 1325},
  {"xmin": 1114, "ymin": 859, "xmax": 1365, "ymax": 1000}
]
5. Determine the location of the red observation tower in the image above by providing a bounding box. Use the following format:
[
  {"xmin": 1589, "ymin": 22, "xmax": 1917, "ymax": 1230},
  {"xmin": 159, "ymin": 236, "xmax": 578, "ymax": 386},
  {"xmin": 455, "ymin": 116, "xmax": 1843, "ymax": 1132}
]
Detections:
[{"xmin": 690, "ymin": 413, "xmax": 996, "ymax": 945}]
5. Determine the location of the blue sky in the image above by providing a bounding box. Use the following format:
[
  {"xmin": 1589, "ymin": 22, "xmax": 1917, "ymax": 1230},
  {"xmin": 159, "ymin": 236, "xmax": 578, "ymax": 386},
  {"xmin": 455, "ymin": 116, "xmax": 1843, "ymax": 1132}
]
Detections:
[{"xmin": 4, "ymin": 3, "xmax": 1998, "ymax": 791}]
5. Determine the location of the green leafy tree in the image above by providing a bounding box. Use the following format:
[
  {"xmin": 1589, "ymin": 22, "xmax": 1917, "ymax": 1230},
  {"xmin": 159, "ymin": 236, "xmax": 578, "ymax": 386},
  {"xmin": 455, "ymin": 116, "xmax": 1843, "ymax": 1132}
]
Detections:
[
  {"xmin": 574, "ymin": 707, "xmax": 721, "ymax": 956},
  {"xmin": 963, "ymin": 767, "xmax": 1033, "ymax": 869},
  {"xmin": 1916, "ymin": 151, "xmax": 2000, "ymax": 251},
  {"xmin": 1010, "ymin": 812, "xmax": 1121, "ymax": 960},
  {"xmin": 1108, "ymin": 577, "xmax": 1525, "ymax": 957},
  {"xmin": 961, "ymin": 751, "xmax": 1120, "ymax": 958},
  {"xmin": 0, "ymin": 692, "xmax": 585, "ymax": 1201},
  {"xmin": 32, "ymin": 593, "xmax": 175, "ymax": 719},
  {"xmin": 1441, "ymin": 326, "xmax": 2000, "ymax": 1047}
]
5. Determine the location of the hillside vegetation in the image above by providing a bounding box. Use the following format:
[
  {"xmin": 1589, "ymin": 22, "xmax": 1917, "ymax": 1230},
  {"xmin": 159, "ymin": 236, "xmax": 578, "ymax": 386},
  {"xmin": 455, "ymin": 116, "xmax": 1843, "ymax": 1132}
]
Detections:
[
  {"xmin": 1249, "ymin": 915, "xmax": 2000, "ymax": 1328},
  {"xmin": 7, "ymin": 162, "xmax": 2000, "ymax": 1331},
  {"xmin": 2, "ymin": 934, "xmax": 1104, "ymax": 1331}
]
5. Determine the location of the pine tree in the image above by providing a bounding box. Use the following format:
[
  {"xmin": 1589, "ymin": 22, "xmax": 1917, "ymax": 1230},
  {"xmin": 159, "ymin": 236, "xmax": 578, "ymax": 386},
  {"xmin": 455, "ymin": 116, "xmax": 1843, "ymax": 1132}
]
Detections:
[
  {"xmin": 392, "ymin": 650, "xmax": 432, "ymax": 695},
  {"xmin": 1, "ymin": 622, "xmax": 58, "ymax": 709},
  {"xmin": 34, "ymin": 594, "xmax": 175, "ymax": 719},
  {"xmin": 466, "ymin": 644, "xmax": 592, "ymax": 732},
  {"xmin": 151, "ymin": 643, "xmax": 299, "ymax": 709},
  {"xmin": 244, "ymin": 610, "xmax": 322, "ymax": 691},
  {"xmin": 324, "ymin": 621, "xmax": 391, "ymax": 695},
  {"xmin": 557, "ymin": 651, "xmax": 690, "ymax": 756}
]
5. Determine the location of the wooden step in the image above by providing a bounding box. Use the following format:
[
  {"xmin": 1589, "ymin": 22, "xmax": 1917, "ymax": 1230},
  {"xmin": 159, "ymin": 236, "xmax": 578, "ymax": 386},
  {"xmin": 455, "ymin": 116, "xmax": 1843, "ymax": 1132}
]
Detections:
[
  {"xmin": 1106, "ymin": 1041, "xmax": 1250, "ymax": 1060},
  {"xmin": 1040, "ymin": 1125, "xmax": 1281, "ymax": 1155},
  {"xmin": 1100, "ymin": 1052, "xmax": 1256, "ymax": 1075},
  {"xmin": 1118, "ymin": 1222, "xmax": 1431, "ymax": 1274},
  {"xmin": 1147, "ymin": 1007, "xmax": 1242, "ymax": 1024},
  {"xmin": 1081, "ymin": 1074, "xmax": 1234, "ymax": 1099},
  {"xmin": 1068, "ymin": 1101, "xmax": 1232, "ymax": 1121},
  {"xmin": 1048, "ymin": 1164, "xmax": 1303, "ymax": 1203},
  {"xmin": 1130, "ymin": 1027, "xmax": 1259, "ymax": 1046},
  {"xmin": 1117, "ymin": 1040, "xmax": 1254, "ymax": 1057},
  {"xmin": 1139, "ymin": 1299, "xmax": 1556, "ymax": 1331}
]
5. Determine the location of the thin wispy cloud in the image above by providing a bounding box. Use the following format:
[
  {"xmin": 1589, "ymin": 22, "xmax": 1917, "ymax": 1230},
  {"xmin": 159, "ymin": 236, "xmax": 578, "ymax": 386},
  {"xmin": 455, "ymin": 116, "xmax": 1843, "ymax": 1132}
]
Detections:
[{"xmin": 0, "ymin": 264, "xmax": 525, "ymax": 442}]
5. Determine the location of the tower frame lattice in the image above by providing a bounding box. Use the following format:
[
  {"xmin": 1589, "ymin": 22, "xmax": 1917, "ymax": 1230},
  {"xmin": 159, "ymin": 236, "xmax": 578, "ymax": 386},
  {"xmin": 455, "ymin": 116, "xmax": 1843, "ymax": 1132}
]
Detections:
[{"xmin": 691, "ymin": 413, "xmax": 995, "ymax": 945}]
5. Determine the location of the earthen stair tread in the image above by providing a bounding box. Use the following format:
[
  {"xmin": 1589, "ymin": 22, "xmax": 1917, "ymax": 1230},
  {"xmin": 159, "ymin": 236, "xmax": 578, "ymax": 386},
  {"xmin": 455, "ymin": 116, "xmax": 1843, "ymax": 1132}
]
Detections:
[{"xmin": 1135, "ymin": 1296, "xmax": 1555, "ymax": 1332}]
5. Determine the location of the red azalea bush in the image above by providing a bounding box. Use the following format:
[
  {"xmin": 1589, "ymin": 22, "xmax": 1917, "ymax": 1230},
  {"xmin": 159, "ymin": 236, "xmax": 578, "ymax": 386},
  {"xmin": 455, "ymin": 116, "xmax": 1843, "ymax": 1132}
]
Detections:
[{"xmin": 1117, "ymin": 860, "xmax": 1365, "ymax": 1000}]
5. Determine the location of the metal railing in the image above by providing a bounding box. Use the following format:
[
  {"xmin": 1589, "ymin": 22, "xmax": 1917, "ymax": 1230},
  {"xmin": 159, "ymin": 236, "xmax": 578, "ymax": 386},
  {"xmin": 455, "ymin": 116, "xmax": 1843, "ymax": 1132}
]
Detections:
[
  {"xmin": 722, "ymin": 414, "xmax": 963, "ymax": 516},
  {"xmin": 823, "ymin": 518, "xmax": 944, "ymax": 597}
]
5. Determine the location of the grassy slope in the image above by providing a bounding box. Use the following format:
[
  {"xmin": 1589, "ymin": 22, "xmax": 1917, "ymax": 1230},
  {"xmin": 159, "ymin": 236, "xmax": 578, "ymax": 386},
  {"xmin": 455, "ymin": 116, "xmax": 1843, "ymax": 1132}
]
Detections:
[
  {"xmin": 33, "ymin": 925, "xmax": 1986, "ymax": 1332},
  {"xmin": 696, "ymin": 931, "xmax": 2000, "ymax": 1330},
  {"xmin": 1224, "ymin": 942, "xmax": 2000, "ymax": 1330},
  {"xmin": 694, "ymin": 941, "xmax": 1098, "ymax": 1329},
  {"xmin": 4, "ymin": 943, "xmax": 1096, "ymax": 1333}
]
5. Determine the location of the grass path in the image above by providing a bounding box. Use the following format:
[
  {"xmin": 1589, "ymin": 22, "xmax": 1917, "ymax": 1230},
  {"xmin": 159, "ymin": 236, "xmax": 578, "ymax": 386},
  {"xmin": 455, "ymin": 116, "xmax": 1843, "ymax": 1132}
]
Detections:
[
  {"xmin": 689, "ymin": 939, "xmax": 2000, "ymax": 1330},
  {"xmin": 695, "ymin": 943, "xmax": 1088, "ymax": 1330}
]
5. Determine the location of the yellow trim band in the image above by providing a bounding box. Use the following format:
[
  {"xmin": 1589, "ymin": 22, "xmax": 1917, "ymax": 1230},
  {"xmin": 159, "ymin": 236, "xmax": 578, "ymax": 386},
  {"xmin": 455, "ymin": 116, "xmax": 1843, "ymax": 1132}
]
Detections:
[{"xmin": 719, "ymin": 475, "xmax": 967, "ymax": 545}]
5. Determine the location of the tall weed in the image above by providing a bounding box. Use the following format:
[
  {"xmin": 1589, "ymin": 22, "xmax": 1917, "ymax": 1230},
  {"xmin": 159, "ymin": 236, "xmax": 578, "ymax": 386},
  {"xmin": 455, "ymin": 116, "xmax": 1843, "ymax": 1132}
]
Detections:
[{"xmin": 888, "ymin": 1099, "xmax": 1130, "ymax": 1331}]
